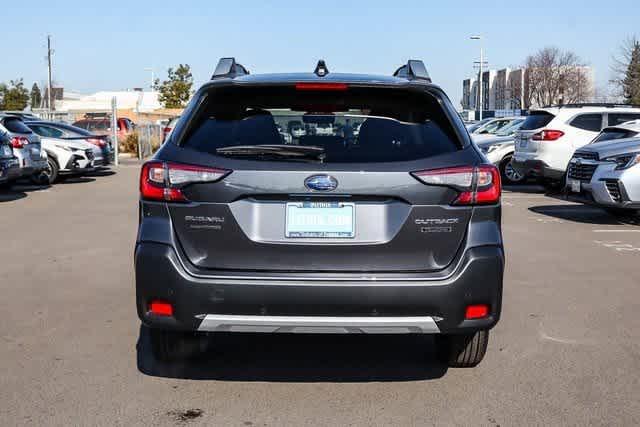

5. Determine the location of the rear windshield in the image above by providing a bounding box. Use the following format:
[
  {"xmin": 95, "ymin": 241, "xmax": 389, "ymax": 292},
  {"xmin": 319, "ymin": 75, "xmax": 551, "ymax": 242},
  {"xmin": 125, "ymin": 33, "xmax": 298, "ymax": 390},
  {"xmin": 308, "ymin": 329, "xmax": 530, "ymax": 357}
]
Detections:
[
  {"xmin": 591, "ymin": 129, "xmax": 636, "ymax": 143},
  {"xmin": 2, "ymin": 117, "xmax": 33, "ymax": 134},
  {"xmin": 181, "ymin": 86, "xmax": 462, "ymax": 163},
  {"xmin": 520, "ymin": 112, "xmax": 555, "ymax": 130}
]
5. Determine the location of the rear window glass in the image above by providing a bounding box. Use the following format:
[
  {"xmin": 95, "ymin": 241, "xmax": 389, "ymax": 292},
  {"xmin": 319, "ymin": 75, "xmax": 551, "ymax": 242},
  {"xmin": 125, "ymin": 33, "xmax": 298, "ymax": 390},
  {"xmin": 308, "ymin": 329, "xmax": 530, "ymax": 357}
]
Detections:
[
  {"xmin": 592, "ymin": 129, "xmax": 635, "ymax": 143},
  {"xmin": 608, "ymin": 113, "xmax": 640, "ymax": 126},
  {"xmin": 520, "ymin": 112, "xmax": 554, "ymax": 130},
  {"xmin": 2, "ymin": 118, "xmax": 32, "ymax": 134},
  {"xmin": 182, "ymin": 86, "xmax": 461, "ymax": 163},
  {"xmin": 570, "ymin": 114, "xmax": 602, "ymax": 132}
]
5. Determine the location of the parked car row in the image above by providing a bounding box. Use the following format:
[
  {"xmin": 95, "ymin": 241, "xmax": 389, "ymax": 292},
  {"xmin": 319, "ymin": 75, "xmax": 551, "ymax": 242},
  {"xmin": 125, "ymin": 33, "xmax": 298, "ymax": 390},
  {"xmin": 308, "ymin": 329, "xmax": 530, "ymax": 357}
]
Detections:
[
  {"xmin": 499, "ymin": 103, "xmax": 640, "ymax": 215},
  {"xmin": 0, "ymin": 114, "xmax": 115, "ymax": 189},
  {"xmin": 470, "ymin": 117, "xmax": 526, "ymax": 184}
]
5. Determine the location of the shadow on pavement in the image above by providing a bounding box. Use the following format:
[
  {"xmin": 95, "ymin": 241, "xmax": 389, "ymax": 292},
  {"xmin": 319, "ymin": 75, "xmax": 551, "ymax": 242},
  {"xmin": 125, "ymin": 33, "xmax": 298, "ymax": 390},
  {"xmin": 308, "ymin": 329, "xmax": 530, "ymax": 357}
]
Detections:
[
  {"xmin": 58, "ymin": 177, "xmax": 96, "ymax": 185},
  {"xmin": 529, "ymin": 204, "xmax": 639, "ymax": 226},
  {"xmin": 86, "ymin": 168, "xmax": 116, "ymax": 178},
  {"xmin": 136, "ymin": 326, "xmax": 448, "ymax": 382},
  {"xmin": 0, "ymin": 189, "xmax": 27, "ymax": 202},
  {"xmin": 503, "ymin": 184, "xmax": 546, "ymax": 194}
]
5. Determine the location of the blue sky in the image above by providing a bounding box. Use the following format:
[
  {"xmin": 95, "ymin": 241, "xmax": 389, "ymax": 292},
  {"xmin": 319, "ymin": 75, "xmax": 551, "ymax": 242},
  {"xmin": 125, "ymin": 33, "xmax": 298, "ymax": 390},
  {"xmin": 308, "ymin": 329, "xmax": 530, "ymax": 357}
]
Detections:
[{"xmin": 2, "ymin": 0, "xmax": 638, "ymax": 106}]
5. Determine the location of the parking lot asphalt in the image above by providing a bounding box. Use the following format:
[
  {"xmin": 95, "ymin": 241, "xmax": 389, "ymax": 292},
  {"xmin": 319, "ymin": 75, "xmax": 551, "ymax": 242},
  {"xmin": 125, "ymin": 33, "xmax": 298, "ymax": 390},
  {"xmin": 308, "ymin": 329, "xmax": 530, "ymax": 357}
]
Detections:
[{"xmin": 1, "ymin": 160, "xmax": 639, "ymax": 426}]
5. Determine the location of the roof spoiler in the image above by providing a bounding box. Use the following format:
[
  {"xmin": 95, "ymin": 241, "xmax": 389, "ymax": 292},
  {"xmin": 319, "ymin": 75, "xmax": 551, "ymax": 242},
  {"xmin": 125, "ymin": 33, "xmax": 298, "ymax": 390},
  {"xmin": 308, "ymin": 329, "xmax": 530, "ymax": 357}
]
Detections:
[
  {"xmin": 393, "ymin": 60, "xmax": 431, "ymax": 82},
  {"xmin": 211, "ymin": 57, "xmax": 250, "ymax": 80}
]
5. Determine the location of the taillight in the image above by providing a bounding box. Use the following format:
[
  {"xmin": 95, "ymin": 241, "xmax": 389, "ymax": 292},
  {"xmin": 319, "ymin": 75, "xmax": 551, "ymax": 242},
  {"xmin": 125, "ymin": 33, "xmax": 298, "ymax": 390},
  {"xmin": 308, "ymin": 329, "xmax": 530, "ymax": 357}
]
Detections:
[
  {"xmin": 411, "ymin": 165, "xmax": 501, "ymax": 205},
  {"xmin": 87, "ymin": 138, "xmax": 106, "ymax": 148},
  {"xmin": 163, "ymin": 127, "xmax": 172, "ymax": 135},
  {"xmin": 140, "ymin": 161, "xmax": 231, "ymax": 202},
  {"xmin": 531, "ymin": 129, "xmax": 564, "ymax": 141},
  {"xmin": 10, "ymin": 136, "xmax": 29, "ymax": 148}
]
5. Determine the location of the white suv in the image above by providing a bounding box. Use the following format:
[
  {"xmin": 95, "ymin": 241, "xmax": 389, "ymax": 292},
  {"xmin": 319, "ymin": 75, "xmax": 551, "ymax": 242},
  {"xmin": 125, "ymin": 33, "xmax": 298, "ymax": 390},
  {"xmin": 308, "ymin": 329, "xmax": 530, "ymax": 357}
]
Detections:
[{"xmin": 511, "ymin": 104, "xmax": 640, "ymax": 183}]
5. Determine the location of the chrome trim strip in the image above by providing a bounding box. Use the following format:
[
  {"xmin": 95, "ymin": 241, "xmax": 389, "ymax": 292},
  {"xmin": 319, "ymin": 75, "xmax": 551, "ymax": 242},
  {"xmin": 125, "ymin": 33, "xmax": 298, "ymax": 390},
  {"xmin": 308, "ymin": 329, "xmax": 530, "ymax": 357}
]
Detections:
[{"xmin": 196, "ymin": 314, "xmax": 441, "ymax": 334}]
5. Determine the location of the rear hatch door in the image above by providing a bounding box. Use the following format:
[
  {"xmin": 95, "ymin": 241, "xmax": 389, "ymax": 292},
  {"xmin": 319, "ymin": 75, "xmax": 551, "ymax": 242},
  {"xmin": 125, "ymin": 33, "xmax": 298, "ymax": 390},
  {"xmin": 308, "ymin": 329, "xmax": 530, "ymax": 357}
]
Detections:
[{"xmin": 162, "ymin": 83, "xmax": 480, "ymax": 273}]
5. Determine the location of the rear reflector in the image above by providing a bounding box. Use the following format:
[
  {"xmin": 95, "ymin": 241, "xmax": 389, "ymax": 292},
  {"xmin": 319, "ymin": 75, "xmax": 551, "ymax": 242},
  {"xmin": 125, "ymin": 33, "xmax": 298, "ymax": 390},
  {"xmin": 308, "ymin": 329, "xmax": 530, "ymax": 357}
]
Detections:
[
  {"xmin": 411, "ymin": 164, "xmax": 501, "ymax": 205},
  {"xmin": 140, "ymin": 161, "xmax": 231, "ymax": 202},
  {"xmin": 149, "ymin": 300, "xmax": 173, "ymax": 316},
  {"xmin": 531, "ymin": 129, "xmax": 564, "ymax": 141},
  {"xmin": 295, "ymin": 83, "xmax": 349, "ymax": 91},
  {"xmin": 465, "ymin": 304, "xmax": 489, "ymax": 319}
]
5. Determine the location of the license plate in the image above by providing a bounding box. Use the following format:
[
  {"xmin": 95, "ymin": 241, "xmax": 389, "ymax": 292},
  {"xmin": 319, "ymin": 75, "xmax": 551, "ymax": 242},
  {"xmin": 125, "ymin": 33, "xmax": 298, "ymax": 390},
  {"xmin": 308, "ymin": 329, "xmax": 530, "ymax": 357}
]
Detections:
[
  {"xmin": 568, "ymin": 178, "xmax": 581, "ymax": 193},
  {"xmin": 519, "ymin": 137, "xmax": 528, "ymax": 148},
  {"xmin": 1, "ymin": 146, "xmax": 12, "ymax": 157},
  {"xmin": 286, "ymin": 202, "xmax": 355, "ymax": 238}
]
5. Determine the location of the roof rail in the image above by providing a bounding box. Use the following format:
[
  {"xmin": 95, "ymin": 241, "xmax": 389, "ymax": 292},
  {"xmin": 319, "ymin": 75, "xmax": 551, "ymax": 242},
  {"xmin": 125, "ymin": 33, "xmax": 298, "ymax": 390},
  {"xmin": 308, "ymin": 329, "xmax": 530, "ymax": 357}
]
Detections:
[
  {"xmin": 211, "ymin": 57, "xmax": 250, "ymax": 80},
  {"xmin": 393, "ymin": 60, "xmax": 431, "ymax": 82},
  {"xmin": 543, "ymin": 103, "xmax": 640, "ymax": 109}
]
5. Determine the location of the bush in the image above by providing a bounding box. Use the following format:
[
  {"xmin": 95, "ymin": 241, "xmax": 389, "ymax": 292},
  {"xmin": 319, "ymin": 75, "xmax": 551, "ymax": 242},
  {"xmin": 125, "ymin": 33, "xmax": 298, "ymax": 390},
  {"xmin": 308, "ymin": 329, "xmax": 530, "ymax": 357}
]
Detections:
[{"xmin": 120, "ymin": 133, "xmax": 139, "ymax": 155}]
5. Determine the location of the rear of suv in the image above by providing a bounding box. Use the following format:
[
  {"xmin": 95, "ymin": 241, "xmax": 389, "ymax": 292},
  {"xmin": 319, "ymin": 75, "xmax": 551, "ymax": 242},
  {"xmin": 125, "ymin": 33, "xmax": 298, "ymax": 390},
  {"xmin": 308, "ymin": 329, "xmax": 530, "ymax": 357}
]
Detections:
[
  {"xmin": 135, "ymin": 59, "xmax": 504, "ymax": 368},
  {"xmin": 511, "ymin": 104, "xmax": 640, "ymax": 185}
]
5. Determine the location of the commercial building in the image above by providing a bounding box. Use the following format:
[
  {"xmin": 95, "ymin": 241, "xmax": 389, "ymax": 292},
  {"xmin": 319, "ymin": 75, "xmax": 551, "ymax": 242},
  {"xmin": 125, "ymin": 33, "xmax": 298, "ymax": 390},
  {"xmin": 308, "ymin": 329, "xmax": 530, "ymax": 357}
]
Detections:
[{"xmin": 462, "ymin": 66, "xmax": 595, "ymax": 118}]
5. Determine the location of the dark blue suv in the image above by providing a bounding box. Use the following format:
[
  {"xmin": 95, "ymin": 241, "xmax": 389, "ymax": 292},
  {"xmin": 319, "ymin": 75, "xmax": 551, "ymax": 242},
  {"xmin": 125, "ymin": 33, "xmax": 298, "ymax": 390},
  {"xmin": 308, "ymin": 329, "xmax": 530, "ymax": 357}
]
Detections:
[{"xmin": 136, "ymin": 59, "xmax": 504, "ymax": 367}]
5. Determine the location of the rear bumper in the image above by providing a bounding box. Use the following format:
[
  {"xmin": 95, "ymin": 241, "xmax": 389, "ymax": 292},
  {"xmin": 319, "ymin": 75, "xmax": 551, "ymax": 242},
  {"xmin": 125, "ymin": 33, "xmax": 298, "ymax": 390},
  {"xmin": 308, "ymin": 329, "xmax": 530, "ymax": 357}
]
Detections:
[
  {"xmin": 0, "ymin": 159, "xmax": 21, "ymax": 183},
  {"xmin": 18, "ymin": 159, "xmax": 48, "ymax": 178},
  {"xmin": 135, "ymin": 243, "xmax": 504, "ymax": 334},
  {"xmin": 511, "ymin": 157, "xmax": 565, "ymax": 180}
]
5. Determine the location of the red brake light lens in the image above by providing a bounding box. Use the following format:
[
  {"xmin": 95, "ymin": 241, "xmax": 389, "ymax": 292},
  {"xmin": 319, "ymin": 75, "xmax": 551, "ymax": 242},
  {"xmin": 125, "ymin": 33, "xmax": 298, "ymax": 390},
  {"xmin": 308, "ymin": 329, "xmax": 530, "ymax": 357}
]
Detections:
[
  {"xmin": 531, "ymin": 129, "xmax": 564, "ymax": 141},
  {"xmin": 10, "ymin": 136, "xmax": 28, "ymax": 148},
  {"xmin": 295, "ymin": 83, "xmax": 349, "ymax": 91},
  {"xmin": 411, "ymin": 165, "xmax": 501, "ymax": 206},
  {"xmin": 149, "ymin": 300, "xmax": 173, "ymax": 317},
  {"xmin": 465, "ymin": 304, "xmax": 489, "ymax": 319},
  {"xmin": 140, "ymin": 161, "xmax": 231, "ymax": 202},
  {"xmin": 87, "ymin": 138, "xmax": 106, "ymax": 148}
]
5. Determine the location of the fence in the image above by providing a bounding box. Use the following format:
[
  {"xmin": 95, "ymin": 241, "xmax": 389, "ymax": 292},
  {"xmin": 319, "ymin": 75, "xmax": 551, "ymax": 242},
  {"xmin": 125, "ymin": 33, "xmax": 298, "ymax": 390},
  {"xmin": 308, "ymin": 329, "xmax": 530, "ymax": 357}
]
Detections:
[{"xmin": 133, "ymin": 124, "xmax": 164, "ymax": 159}]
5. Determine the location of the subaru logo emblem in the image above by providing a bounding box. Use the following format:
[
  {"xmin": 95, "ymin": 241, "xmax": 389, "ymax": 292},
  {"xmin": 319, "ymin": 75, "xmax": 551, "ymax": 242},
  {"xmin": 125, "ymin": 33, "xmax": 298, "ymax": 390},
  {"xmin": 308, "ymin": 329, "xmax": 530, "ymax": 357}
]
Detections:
[{"xmin": 304, "ymin": 175, "xmax": 338, "ymax": 192}]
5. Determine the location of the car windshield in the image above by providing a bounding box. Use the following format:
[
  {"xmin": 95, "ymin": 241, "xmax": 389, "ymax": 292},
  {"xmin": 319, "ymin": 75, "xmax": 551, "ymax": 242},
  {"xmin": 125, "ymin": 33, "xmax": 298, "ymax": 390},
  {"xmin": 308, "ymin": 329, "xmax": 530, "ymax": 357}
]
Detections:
[{"xmin": 181, "ymin": 85, "xmax": 462, "ymax": 163}]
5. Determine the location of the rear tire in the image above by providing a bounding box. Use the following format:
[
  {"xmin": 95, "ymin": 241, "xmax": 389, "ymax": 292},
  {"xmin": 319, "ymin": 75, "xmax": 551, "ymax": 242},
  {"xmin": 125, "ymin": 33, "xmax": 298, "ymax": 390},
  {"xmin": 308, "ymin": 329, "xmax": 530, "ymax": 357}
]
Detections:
[
  {"xmin": 499, "ymin": 155, "xmax": 525, "ymax": 185},
  {"xmin": 31, "ymin": 158, "xmax": 58, "ymax": 185},
  {"xmin": 437, "ymin": 330, "xmax": 489, "ymax": 368},
  {"xmin": 149, "ymin": 328, "xmax": 207, "ymax": 362}
]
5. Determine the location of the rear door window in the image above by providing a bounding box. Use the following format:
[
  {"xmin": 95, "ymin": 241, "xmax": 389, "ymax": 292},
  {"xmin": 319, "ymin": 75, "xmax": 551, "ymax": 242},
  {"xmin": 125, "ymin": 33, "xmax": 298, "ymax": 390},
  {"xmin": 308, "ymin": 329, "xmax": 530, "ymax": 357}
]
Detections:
[
  {"xmin": 520, "ymin": 112, "xmax": 555, "ymax": 130},
  {"xmin": 2, "ymin": 118, "xmax": 33, "ymax": 134},
  {"xmin": 570, "ymin": 114, "xmax": 603, "ymax": 132},
  {"xmin": 182, "ymin": 86, "xmax": 462, "ymax": 163},
  {"xmin": 608, "ymin": 113, "xmax": 640, "ymax": 126}
]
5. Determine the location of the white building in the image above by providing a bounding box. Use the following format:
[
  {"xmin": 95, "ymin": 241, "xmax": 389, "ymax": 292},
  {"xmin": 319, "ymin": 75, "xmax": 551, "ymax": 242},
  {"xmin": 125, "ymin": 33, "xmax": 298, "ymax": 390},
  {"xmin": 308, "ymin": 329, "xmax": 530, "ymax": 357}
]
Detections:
[{"xmin": 55, "ymin": 90, "xmax": 161, "ymax": 114}]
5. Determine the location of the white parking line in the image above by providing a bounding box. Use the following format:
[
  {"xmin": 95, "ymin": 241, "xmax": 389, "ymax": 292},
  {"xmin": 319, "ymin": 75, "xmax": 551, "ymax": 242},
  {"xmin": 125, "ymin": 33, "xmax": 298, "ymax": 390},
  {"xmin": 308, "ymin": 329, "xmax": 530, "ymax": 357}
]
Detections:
[{"xmin": 593, "ymin": 230, "xmax": 640, "ymax": 233}]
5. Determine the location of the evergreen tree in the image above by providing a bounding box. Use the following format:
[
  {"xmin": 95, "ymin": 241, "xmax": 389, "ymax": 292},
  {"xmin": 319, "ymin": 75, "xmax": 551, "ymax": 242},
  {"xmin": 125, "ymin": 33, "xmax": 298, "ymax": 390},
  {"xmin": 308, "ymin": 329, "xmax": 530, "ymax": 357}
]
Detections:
[
  {"xmin": 154, "ymin": 64, "xmax": 193, "ymax": 108},
  {"xmin": 622, "ymin": 41, "xmax": 640, "ymax": 105},
  {"xmin": 30, "ymin": 83, "xmax": 42, "ymax": 109}
]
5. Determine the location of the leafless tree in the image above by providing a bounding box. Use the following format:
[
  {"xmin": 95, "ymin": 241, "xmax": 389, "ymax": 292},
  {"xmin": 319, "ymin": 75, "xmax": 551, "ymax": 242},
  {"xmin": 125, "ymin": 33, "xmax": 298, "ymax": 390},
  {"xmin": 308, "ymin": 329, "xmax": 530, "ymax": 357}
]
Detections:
[{"xmin": 525, "ymin": 47, "xmax": 591, "ymax": 107}]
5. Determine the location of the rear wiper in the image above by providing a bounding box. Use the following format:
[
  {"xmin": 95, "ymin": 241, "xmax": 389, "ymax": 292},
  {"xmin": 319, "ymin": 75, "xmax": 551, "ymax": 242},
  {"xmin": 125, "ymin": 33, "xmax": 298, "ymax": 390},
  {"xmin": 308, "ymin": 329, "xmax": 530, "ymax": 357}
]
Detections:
[{"xmin": 216, "ymin": 144, "xmax": 326, "ymax": 161}]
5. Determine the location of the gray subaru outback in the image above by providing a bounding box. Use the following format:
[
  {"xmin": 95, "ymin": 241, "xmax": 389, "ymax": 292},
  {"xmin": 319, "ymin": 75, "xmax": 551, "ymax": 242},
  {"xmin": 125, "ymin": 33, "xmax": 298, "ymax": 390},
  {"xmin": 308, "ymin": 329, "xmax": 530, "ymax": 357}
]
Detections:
[{"xmin": 135, "ymin": 59, "xmax": 504, "ymax": 367}]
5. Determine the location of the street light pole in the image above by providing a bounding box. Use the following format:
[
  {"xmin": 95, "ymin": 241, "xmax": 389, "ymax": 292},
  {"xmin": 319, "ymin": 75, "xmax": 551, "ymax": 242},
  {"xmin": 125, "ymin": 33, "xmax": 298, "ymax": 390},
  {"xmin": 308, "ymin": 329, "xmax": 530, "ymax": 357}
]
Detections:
[{"xmin": 470, "ymin": 35, "xmax": 484, "ymax": 121}]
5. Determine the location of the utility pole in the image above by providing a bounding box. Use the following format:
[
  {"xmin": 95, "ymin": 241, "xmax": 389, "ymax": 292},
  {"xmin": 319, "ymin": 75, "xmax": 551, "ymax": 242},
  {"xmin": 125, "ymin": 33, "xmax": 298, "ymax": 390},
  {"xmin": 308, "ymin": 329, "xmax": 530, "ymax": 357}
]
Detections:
[
  {"xmin": 46, "ymin": 35, "xmax": 54, "ymax": 115},
  {"xmin": 470, "ymin": 35, "xmax": 486, "ymax": 121},
  {"xmin": 144, "ymin": 67, "xmax": 155, "ymax": 90}
]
